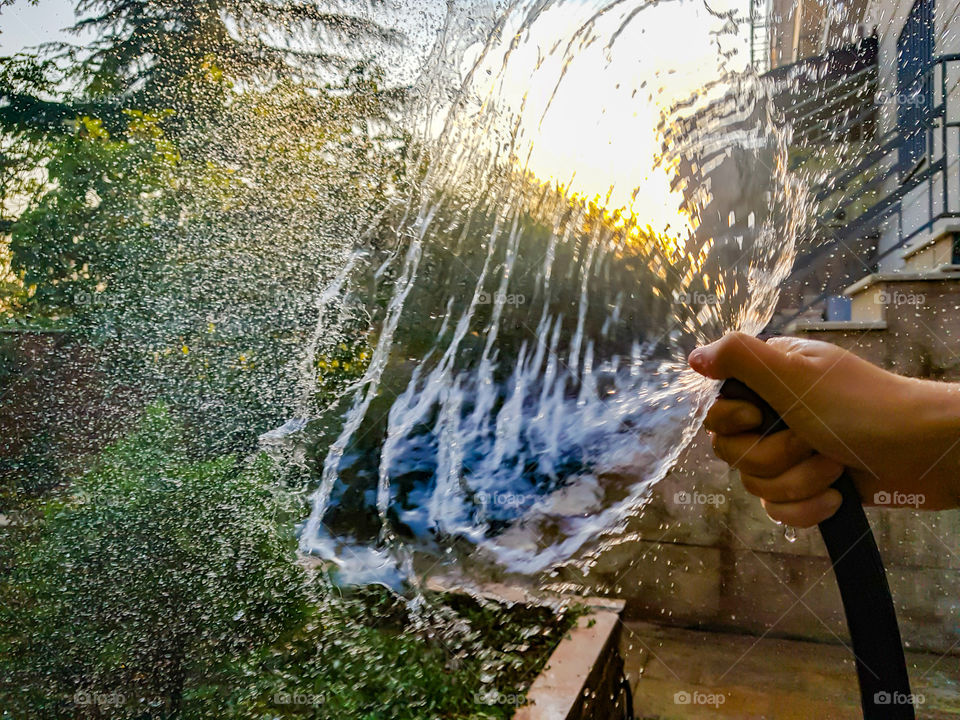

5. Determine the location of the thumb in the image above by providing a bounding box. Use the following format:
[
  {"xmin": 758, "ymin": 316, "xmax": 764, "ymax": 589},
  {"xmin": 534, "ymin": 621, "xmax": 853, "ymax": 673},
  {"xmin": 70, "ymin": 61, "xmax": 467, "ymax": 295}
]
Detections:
[{"xmin": 688, "ymin": 332, "xmax": 801, "ymax": 412}]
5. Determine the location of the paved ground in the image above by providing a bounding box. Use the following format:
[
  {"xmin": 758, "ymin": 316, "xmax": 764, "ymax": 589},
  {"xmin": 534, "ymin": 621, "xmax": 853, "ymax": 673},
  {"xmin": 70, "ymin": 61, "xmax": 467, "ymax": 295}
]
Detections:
[{"xmin": 620, "ymin": 621, "xmax": 960, "ymax": 719}]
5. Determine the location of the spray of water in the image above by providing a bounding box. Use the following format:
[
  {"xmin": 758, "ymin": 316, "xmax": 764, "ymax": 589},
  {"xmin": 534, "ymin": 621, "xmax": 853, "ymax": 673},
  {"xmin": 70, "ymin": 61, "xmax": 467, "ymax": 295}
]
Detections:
[{"xmin": 271, "ymin": 0, "xmax": 813, "ymax": 587}]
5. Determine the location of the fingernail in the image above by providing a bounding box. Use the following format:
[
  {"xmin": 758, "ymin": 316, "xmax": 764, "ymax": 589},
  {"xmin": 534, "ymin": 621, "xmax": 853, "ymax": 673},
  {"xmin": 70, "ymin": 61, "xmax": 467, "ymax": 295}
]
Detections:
[{"xmin": 688, "ymin": 348, "xmax": 704, "ymax": 369}]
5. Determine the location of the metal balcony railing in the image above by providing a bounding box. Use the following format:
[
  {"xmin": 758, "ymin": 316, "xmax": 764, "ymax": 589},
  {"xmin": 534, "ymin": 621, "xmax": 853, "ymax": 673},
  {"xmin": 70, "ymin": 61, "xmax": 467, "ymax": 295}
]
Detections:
[{"xmin": 774, "ymin": 53, "xmax": 960, "ymax": 329}]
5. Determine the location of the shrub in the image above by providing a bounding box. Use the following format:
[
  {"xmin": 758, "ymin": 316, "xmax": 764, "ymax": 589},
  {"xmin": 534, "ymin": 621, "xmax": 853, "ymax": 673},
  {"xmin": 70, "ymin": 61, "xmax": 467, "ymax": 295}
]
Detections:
[{"xmin": 0, "ymin": 405, "xmax": 309, "ymax": 718}]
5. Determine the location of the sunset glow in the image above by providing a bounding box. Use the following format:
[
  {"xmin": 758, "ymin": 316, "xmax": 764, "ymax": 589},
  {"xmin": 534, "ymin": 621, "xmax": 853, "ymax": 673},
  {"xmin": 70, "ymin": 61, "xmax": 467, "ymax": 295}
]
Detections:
[{"xmin": 476, "ymin": 0, "xmax": 753, "ymax": 237}]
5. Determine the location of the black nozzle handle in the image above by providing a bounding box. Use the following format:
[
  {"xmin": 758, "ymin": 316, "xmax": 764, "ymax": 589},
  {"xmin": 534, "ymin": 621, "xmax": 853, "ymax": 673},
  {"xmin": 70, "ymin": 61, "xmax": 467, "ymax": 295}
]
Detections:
[{"xmin": 719, "ymin": 378, "xmax": 914, "ymax": 720}]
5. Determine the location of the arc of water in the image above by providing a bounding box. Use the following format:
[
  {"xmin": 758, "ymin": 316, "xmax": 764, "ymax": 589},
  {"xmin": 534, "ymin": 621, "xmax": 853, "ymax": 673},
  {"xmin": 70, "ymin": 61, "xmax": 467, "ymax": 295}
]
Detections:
[{"xmin": 300, "ymin": 210, "xmax": 429, "ymax": 553}]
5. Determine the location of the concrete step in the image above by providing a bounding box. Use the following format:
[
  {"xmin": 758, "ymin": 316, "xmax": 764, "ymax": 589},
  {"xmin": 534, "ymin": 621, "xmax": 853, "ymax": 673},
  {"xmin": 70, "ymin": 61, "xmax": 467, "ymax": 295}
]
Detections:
[
  {"xmin": 620, "ymin": 621, "xmax": 960, "ymax": 719},
  {"xmin": 901, "ymin": 228, "xmax": 958, "ymax": 271},
  {"xmin": 785, "ymin": 267, "xmax": 960, "ymax": 331},
  {"xmin": 786, "ymin": 318, "xmax": 887, "ymax": 332}
]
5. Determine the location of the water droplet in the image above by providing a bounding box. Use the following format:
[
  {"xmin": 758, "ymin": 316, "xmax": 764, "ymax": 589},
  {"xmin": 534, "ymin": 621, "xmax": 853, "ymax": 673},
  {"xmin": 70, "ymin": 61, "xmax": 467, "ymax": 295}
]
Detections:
[{"xmin": 784, "ymin": 526, "xmax": 797, "ymax": 543}]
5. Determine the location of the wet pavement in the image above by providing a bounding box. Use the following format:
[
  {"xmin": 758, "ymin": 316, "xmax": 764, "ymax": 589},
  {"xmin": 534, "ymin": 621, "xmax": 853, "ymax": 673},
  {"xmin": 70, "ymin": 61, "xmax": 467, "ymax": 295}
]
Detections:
[{"xmin": 620, "ymin": 620, "xmax": 960, "ymax": 719}]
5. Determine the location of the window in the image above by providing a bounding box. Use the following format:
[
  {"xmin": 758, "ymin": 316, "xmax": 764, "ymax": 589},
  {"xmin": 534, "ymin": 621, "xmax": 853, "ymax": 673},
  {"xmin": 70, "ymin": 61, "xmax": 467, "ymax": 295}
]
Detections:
[{"xmin": 896, "ymin": 0, "xmax": 935, "ymax": 171}]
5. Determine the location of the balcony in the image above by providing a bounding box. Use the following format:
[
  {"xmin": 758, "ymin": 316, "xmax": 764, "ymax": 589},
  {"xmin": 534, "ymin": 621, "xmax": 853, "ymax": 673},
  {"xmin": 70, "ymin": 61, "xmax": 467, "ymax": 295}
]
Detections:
[{"xmin": 777, "ymin": 53, "xmax": 960, "ymax": 337}]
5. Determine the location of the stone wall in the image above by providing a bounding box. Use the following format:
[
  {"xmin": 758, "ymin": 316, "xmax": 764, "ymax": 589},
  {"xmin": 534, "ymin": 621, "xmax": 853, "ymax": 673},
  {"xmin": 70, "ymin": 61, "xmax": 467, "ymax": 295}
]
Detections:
[
  {"xmin": 588, "ymin": 429, "xmax": 960, "ymax": 655},
  {"xmin": 795, "ymin": 277, "xmax": 960, "ymax": 380},
  {"xmin": 584, "ymin": 302, "xmax": 960, "ymax": 654}
]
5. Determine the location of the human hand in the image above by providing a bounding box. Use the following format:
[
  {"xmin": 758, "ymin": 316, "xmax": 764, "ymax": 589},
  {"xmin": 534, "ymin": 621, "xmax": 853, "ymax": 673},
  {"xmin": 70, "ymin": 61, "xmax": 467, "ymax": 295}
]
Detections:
[{"xmin": 688, "ymin": 333, "xmax": 960, "ymax": 527}]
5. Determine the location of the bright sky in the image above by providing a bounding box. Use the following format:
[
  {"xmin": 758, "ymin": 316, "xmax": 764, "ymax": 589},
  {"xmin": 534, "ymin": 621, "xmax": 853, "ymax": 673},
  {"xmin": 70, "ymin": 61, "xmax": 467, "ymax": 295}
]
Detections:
[
  {"xmin": 0, "ymin": 0, "xmax": 78, "ymax": 55},
  {"xmin": 474, "ymin": 0, "xmax": 752, "ymax": 234},
  {"xmin": 1, "ymin": 0, "xmax": 753, "ymax": 234}
]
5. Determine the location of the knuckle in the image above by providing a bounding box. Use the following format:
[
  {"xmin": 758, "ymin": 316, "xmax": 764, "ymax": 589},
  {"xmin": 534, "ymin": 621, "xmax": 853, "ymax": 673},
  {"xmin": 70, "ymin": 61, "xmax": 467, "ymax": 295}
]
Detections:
[
  {"xmin": 740, "ymin": 473, "xmax": 764, "ymax": 498},
  {"xmin": 766, "ymin": 336, "xmax": 804, "ymax": 356},
  {"xmin": 737, "ymin": 444, "xmax": 778, "ymax": 477},
  {"xmin": 821, "ymin": 455, "xmax": 845, "ymax": 476},
  {"xmin": 778, "ymin": 481, "xmax": 810, "ymax": 503},
  {"xmin": 773, "ymin": 460, "xmax": 834, "ymax": 502},
  {"xmin": 783, "ymin": 429, "xmax": 811, "ymax": 459},
  {"xmin": 808, "ymin": 454, "xmax": 844, "ymax": 483},
  {"xmin": 741, "ymin": 448, "xmax": 774, "ymax": 476},
  {"xmin": 722, "ymin": 331, "xmax": 748, "ymax": 355}
]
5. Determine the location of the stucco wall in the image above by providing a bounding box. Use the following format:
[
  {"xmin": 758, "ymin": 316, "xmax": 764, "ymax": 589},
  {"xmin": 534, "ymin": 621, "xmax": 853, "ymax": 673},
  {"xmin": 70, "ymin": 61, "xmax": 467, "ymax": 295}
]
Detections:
[{"xmin": 866, "ymin": 0, "xmax": 960, "ymax": 267}]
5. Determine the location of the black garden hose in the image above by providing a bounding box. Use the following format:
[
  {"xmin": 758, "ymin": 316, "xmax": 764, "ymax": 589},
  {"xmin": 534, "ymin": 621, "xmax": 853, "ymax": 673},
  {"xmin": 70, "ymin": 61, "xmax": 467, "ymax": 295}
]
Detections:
[{"xmin": 720, "ymin": 378, "xmax": 915, "ymax": 720}]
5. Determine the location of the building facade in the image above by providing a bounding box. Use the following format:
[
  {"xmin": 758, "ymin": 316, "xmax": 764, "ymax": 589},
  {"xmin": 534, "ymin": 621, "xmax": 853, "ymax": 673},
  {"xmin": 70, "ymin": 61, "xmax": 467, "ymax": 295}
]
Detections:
[
  {"xmin": 774, "ymin": 0, "xmax": 960, "ymax": 381},
  {"xmin": 604, "ymin": 0, "xmax": 960, "ymax": 655}
]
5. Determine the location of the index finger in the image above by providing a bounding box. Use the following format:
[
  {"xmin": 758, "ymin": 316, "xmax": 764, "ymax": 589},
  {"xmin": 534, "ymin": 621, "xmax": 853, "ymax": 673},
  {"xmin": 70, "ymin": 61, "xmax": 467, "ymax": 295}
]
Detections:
[{"xmin": 704, "ymin": 399, "xmax": 764, "ymax": 434}]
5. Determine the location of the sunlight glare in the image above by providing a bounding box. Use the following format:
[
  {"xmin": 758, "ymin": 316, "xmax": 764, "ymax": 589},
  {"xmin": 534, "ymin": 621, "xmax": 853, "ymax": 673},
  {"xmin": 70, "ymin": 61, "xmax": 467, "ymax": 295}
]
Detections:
[{"xmin": 483, "ymin": 0, "xmax": 752, "ymax": 237}]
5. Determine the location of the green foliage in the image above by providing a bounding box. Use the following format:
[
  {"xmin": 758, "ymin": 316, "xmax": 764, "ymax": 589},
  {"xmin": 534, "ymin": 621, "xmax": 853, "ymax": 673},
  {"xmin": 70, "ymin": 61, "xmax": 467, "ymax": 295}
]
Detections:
[
  {"xmin": 0, "ymin": 54, "xmax": 124, "ymax": 145},
  {"xmin": 67, "ymin": 0, "xmax": 396, "ymax": 113},
  {"xmin": 9, "ymin": 112, "xmax": 178, "ymax": 318},
  {"xmin": 0, "ymin": 404, "xmax": 310, "ymax": 718},
  {"xmin": 0, "ymin": 6, "xmax": 580, "ymax": 720},
  {"xmin": 212, "ymin": 589, "xmax": 577, "ymax": 720},
  {"xmin": 0, "ymin": 407, "xmax": 576, "ymax": 720},
  {"xmin": 0, "ymin": 0, "xmax": 409, "ymax": 450},
  {"xmin": 4, "ymin": 65, "xmax": 405, "ymax": 450}
]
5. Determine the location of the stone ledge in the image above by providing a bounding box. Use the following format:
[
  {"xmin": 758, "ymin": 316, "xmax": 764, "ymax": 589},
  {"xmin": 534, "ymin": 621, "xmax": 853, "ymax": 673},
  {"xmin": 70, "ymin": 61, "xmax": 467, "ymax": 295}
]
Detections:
[
  {"xmin": 515, "ymin": 610, "xmax": 625, "ymax": 720},
  {"xmin": 424, "ymin": 577, "xmax": 632, "ymax": 720},
  {"xmin": 900, "ymin": 226, "xmax": 960, "ymax": 261},
  {"xmin": 842, "ymin": 270, "xmax": 960, "ymax": 296},
  {"xmin": 425, "ymin": 576, "xmax": 626, "ymax": 614},
  {"xmin": 788, "ymin": 319, "xmax": 887, "ymax": 332}
]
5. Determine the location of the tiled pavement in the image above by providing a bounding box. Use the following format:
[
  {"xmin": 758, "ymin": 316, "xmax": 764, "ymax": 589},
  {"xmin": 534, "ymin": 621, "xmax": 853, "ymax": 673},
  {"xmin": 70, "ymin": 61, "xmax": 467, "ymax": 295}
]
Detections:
[{"xmin": 620, "ymin": 621, "xmax": 960, "ymax": 719}]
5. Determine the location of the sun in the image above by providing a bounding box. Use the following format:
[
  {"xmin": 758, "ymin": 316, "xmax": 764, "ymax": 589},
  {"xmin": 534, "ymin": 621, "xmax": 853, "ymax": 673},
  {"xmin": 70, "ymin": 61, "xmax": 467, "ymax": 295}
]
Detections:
[{"xmin": 472, "ymin": 0, "xmax": 752, "ymax": 238}]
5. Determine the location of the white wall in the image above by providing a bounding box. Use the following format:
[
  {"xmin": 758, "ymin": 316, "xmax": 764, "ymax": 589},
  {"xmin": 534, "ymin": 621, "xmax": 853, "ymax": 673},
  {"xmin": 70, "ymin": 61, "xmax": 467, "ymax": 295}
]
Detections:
[{"xmin": 866, "ymin": 0, "xmax": 960, "ymax": 269}]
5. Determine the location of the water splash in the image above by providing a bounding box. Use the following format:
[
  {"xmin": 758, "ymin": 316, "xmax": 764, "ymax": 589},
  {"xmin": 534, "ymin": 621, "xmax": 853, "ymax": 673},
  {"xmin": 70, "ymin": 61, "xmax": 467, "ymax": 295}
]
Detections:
[{"xmin": 278, "ymin": 0, "xmax": 812, "ymax": 586}]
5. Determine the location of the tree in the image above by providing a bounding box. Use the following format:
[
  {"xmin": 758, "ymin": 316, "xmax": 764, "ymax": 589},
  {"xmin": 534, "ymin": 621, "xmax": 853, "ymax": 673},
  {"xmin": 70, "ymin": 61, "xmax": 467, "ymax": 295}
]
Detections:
[
  {"xmin": 66, "ymin": 0, "xmax": 396, "ymax": 113},
  {"xmin": 3, "ymin": 44, "xmax": 406, "ymax": 450},
  {"xmin": 8, "ymin": 111, "xmax": 178, "ymax": 318},
  {"xmin": 0, "ymin": 405, "xmax": 309, "ymax": 718}
]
